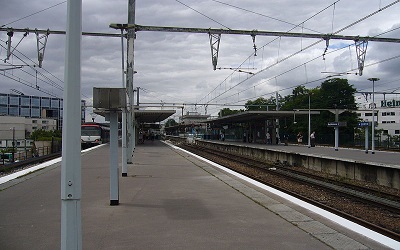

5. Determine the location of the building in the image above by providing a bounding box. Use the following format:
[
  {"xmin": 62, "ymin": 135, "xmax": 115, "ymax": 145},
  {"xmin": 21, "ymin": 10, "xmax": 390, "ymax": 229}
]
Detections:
[
  {"xmin": 0, "ymin": 116, "xmax": 56, "ymax": 149},
  {"xmin": 357, "ymin": 100, "xmax": 400, "ymax": 138},
  {"xmin": 0, "ymin": 93, "xmax": 86, "ymax": 130}
]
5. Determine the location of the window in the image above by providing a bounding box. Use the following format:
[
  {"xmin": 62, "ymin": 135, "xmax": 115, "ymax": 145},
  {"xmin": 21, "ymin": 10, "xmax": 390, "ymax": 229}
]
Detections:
[
  {"xmin": 9, "ymin": 95, "xmax": 19, "ymax": 105},
  {"xmin": 0, "ymin": 106, "xmax": 7, "ymax": 115},
  {"xmin": 31, "ymin": 108, "xmax": 40, "ymax": 118},
  {"xmin": 0, "ymin": 95, "xmax": 8, "ymax": 105},
  {"xmin": 42, "ymin": 120, "xmax": 47, "ymax": 124},
  {"xmin": 20, "ymin": 107, "xmax": 30, "ymax": 117},
  {"xmin": 391, "ymin": 112, "xmax": 395, "ymax": 116},
  {"xmin": 31, "ymin": 97, "xmax": 40, "ymax": 107},
  {"xmin": 32, "ymin": 126, "xmax": 37, "ymax": 130},
  {"xmin": 383, "ymin": 130, "xmax": 389, "ymax": 135},
  {"xmin": 395, "ymin": 130, "xmax": 400, "ymax": 135},
  {"xmin": 365, "ymin": 113, "xmax": 372, "ymax": 116},
  {"xmin": 382, "ymin": 112, "xmax": 386, "ymax": 116},
  {"xmin": 51, "ymin": 99, "xmax": 59, "ymax": 108},
  {"xmin": 21, "ymin": 97, "xmax": 30, "ymax": 106},
  {"xmin": 9, "ymin": 107, "xmax": 18, "ymax": 116},
  {"xmin": 41, "ymin": 98, "xmax": 50, "ymax": 108},
  {"xmin": 42, "ymin": 126, "xmax": 47, "ymax": 130}
]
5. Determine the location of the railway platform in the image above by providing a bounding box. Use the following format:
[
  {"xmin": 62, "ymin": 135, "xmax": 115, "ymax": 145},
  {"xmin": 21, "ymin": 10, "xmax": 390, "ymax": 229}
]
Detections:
[{"xmin": 0, "ymin": 140, "xmax": 395, "ymax": 249}]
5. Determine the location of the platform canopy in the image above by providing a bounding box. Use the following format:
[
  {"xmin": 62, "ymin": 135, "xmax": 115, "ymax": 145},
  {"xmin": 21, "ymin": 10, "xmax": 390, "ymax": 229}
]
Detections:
[
  {"xmin": 207, "ymin": 110, "xmax": 320, "ymax": 125},
  {"xmin": 134, "ymin": 110, "xmax": 176, "ymax": 123}
]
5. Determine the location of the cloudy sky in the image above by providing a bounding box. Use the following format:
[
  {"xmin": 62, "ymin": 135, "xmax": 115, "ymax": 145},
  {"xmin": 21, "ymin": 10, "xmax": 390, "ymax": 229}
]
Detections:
[{"xmin": 1, "ymin": 0, "xmax": 400, "ymax": 122}]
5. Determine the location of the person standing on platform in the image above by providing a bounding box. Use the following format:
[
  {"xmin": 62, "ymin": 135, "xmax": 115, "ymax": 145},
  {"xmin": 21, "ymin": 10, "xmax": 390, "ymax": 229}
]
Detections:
[
  {"xmin": 310, "ymin": 131, "xmax": 316, "ymax": 147},
  {"xmin": 266, "ymin": 131, "xmax": 271, "ymax": 144},
  {"xmin": 297, "ymin": 132, "xmax": 303, "ymax": 145}
]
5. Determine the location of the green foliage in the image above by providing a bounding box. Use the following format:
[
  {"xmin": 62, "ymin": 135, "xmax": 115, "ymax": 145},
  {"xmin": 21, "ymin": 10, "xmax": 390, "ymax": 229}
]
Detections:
[
  {"xmin": 280, "ymin": 78, "xmax": 358, "ymax": 144},
  {"xmin": 218, "ymin": 108, "xmax": 242, "ymax": 117},
  {"xmin": 245, "ymin": 97, "xmax": 277, "ymax": 111},
  {"xmin": 30, "ymin": 129, "xmax": 62, "ymax": 141},
  {"xmin": 165, "ymin": 118, "xmax": 178, "ymax": 127}
]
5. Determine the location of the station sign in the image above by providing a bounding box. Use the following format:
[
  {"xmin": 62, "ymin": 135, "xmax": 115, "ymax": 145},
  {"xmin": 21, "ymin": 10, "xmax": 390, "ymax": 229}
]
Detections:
[
  {"xmin": 358, "ymin": 121, "xmax": 370, "ymax": 127},
  {"xmin": 327, "ymin": 122, "xmax": 347, "ymax": 127}
]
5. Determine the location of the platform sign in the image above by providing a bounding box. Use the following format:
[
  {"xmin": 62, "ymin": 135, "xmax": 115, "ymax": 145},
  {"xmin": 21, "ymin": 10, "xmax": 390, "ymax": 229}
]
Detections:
[
  {"xmin": 327, "ymin": 122, "xmax": 347, "ymax": 127},
  {"xmin": 358, "ymin": 121, "xmax": 370, "ymax": 127}
]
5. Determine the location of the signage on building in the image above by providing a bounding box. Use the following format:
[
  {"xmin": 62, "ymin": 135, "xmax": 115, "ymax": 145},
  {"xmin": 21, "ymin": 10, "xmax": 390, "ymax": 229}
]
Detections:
[{"xmin": 381, "ymin": 99, "xmax": 400, "ymax": 108}]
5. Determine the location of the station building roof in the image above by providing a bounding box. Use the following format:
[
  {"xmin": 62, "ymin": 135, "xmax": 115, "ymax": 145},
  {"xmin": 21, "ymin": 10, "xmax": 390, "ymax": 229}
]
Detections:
[
  {"xmin": 94, "ymin": 109, "xmax": 176, "ymax": 123},
  {"xmin": 207, "ymin": 110, "xmax": 320, "ymax": 125},
  {"xmin": 134, "ymin": 110, "xmax": 176, "ymax": 123}
]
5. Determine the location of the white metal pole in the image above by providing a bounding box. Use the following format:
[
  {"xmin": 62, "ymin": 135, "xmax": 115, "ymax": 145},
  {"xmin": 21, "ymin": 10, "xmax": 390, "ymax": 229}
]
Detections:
[
  {"xmin": 126, "ymin": 0, "xmax": 136, "ymax": 163},
  {"xmin": 110, "ymin": 112, "xmax": 119, "ymax": 205},
  {"xmin": 365, "ymin": 126, "xmax": 369, "ymax": 153},
  {"xmin": 120, "ymin": 29, "xmax": 128, "ymax": 177},
  {"xmin": 368, "ymin": 78, "xmax": 379, "ymax": 154},
  {"xmin": 61, "ymin": 0, "xmax": 82, "ymax": 249},
  {"xmin": 334, "ymin": 109, "xmax": 339, "ymax": 151}
]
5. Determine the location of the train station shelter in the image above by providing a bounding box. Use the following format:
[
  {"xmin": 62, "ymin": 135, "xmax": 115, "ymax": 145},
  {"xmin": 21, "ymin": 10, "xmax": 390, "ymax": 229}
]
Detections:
[{"xmin": 204, "ymin": 110, "xmax": 320, "ymax": 143}]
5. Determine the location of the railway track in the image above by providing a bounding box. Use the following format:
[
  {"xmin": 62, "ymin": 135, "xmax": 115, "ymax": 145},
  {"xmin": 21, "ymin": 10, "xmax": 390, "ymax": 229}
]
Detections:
[{"xmin": 177, "ymin": 142, "xmax": 400, "ymax": 241}]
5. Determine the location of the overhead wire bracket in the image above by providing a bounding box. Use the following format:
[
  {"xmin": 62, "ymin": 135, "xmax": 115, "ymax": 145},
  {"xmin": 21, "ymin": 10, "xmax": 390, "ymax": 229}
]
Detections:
[
  {"xmin": 209, "ymin": 32, "xmax": 221, "ymax": 70},
  {"xmin": 4, "ymin": 28, "xmax": 29, "ymax": 63},
  {"xmin": 355, "ymin": 39, "xmax": 368, "ymax": 76},
  {"xmin": 322, "ymin": 36, "xmax": 330, "ymax": 60},
  {"xmin": 36, "ymin": 29, "xmax": 50, "ymax": 68},
  {"xmin": 251, "ymin": 31, "xmax": 257, "ymax": 56},
  {"xmin": 5, "ymin": 29, "xmax": 14, "ymax": 62}
]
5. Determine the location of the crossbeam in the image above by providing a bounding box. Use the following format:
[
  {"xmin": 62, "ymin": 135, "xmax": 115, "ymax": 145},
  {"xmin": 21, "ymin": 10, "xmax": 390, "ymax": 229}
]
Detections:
[{"xmin": 3, "ymin": 25, "xmax": 400, "ymax": 43}]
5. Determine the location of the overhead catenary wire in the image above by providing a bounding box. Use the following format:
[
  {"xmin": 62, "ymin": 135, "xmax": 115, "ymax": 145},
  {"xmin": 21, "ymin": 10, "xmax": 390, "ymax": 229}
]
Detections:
[{"xmin": 201, "ymin": 0, "xmax": 400, "ymax": 107}]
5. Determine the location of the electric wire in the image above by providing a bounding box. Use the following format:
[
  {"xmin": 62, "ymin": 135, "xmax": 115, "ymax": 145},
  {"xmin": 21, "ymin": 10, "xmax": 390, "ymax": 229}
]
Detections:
[
  {"xmin": 174, "ymin": 0, "xmax": 231, "ymax": 30},
  {"xmin": 1, "ymin": 1, "xmax": 66, "ymax": 28},
  {"xmin": 202, "ymin": 0, "xmax": 400, "ymax": 108},
  {"xmin": 199, "ymin": 0, "xmax": 344, "ymax": 105}
]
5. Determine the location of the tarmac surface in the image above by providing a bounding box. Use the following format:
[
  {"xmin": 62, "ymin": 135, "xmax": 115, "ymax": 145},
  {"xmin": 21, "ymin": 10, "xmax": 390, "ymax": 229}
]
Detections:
[{"xmin": 0, "ymin": 140, "xmax": 395, "ymax": 249}]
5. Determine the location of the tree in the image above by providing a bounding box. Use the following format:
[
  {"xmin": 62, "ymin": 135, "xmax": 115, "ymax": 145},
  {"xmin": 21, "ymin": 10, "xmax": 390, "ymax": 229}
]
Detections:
[
  {"xmin": 218, "ymin": 108, "xmax": 242, "ymax": 117},
  {"xmin": 245, "ymin": 97, "xmax": 277, "ymax": 111},
  {"xmin": 165, "ymin": 118, "xmax": 178, "ymax": 127},
  {"xmin": 30, "ymin": 129, "xmax": 62, "ymax": 141},
  {"xmin": 280, "ymin": 78, "xmax": 358, "ymax": 145}
]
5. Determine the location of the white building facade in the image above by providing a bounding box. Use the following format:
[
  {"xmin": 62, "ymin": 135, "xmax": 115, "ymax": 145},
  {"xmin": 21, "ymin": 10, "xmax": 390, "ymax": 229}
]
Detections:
[{"xmin": 357, "ymin": 99, "xmax": 400, "ymax": 138}]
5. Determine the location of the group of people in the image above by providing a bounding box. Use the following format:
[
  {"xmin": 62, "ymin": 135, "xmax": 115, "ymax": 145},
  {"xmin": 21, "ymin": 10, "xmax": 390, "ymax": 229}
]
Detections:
[{"xmin": 297, "ymin": 131, "xmax": 316, "ymax": 147}]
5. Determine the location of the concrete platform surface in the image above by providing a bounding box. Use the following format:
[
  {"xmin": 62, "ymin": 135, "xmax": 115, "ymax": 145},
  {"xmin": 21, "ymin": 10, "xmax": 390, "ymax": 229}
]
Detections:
[{"xmin": 0, "ymin": 140, "xmax": 391, "ymax": 249}]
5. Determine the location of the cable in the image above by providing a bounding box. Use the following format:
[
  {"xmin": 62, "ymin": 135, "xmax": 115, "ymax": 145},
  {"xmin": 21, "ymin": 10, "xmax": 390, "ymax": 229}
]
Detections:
[
  {"xmin": 1, "ymin": 1, "xmax": 66, "ymax": 28},
  {"xmin": 175, "ymin": 0, "xmax": 231, "ymax": 30},
  {"xmin": 199, "ymin": 0, "xmax": 343, "ymax": 104},
  {"xmin": 202, "ymin": 0, "xmax": 400, "ymax": 106}
]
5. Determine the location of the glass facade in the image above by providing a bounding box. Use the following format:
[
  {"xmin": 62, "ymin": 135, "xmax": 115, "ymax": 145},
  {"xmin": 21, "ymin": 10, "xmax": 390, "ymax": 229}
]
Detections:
[{"xmin": 0, "ymin": 93, "xmax": 86, "ymax": 130}]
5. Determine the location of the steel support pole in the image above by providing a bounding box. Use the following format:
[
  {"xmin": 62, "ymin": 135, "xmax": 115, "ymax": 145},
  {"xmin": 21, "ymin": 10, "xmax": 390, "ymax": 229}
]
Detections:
[
  {"xmin": 110, "ymin": 112, "xmax": 119, "ymax": 205},
  {"xmin": 365, "ymin": 126, "xmax": 369, "ymax": 153},
  {"xmin": 368, "ymin": 78, "xmax": 379, "ymax": 154},
  {"xmin": 61, "ymin": 0, "xmax": 82, "ymax": 249},
  {"xmin": 126, "ymin": 0, "xmax": 136, "ymax": 164},
  {"xmin": 334, "ymin": 109, "xmax": 339, "ymax": 151},
  {"xmin": 120, "ymin": 29, "xmax": 128, "ymax": 177}
]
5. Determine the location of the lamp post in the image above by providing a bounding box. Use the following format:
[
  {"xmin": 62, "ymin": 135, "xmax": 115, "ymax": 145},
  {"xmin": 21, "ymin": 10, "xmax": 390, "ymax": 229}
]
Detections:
[
  {"xmin": 10, "ymin": 127, "xmax": 15, "ymax": 162},
  {"xmin": 368, "ymin": 78, "xmax": 379, "ymax": 154}
]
